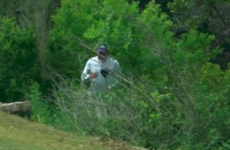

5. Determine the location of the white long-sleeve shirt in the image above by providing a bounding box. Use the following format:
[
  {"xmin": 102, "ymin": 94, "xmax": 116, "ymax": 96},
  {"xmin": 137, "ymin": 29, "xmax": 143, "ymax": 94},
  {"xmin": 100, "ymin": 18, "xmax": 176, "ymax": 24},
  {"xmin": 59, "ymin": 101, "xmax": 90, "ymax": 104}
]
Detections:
[{"xmin": 81, "ymin": 56, "xmax": 121, "ymax": 92}]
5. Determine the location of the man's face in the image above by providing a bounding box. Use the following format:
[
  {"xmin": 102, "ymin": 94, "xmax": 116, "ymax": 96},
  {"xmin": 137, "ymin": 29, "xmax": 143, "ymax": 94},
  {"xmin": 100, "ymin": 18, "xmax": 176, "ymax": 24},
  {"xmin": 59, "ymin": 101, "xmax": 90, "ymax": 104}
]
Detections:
[{"xmin": 98, "ymin": 52, "xmax": 109, "ymax": 61}]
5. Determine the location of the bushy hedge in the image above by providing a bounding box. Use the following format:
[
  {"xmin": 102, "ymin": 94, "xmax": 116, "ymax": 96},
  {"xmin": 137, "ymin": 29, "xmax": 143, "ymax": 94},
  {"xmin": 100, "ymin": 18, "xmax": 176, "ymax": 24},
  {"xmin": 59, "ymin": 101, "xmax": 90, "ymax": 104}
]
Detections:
[{"xmin": 0, "ymin": 17, "xmax": 38, "ymax": 102}]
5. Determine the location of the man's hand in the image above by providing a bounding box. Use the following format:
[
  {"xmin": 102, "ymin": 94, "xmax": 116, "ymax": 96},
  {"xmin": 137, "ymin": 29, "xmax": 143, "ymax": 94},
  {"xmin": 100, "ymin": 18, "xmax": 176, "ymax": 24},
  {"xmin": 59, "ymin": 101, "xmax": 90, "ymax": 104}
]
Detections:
[
  {"xmin": 90, "ymin": 72, "xmax": 98, "ymax": 79},
  {"xmin": 106, "ymin": 86, "xmax": 111, "ymax": 92}
]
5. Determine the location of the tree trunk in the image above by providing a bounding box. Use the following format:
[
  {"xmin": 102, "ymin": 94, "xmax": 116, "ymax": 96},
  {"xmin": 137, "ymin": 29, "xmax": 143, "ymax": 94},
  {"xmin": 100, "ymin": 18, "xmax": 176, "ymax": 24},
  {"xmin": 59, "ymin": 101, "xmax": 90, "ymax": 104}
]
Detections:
[{"xmin": 0, "ymin": 101, "xmax": 32, "ymax": 114}]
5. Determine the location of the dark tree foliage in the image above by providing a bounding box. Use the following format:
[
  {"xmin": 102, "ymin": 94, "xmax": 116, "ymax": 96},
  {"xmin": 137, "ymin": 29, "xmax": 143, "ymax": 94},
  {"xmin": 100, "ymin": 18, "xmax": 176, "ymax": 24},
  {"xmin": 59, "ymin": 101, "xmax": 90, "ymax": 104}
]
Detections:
[
  {"xmin": 167, "ymin": 0, "xmax": 230, "ymax": 69},
  {"xmin": 129, "ymin": 0, "xmax": 173, "ymax": 12},
  {"xmin": 129, "ymin": 0, "xmax": 230, "ymax": 69}
]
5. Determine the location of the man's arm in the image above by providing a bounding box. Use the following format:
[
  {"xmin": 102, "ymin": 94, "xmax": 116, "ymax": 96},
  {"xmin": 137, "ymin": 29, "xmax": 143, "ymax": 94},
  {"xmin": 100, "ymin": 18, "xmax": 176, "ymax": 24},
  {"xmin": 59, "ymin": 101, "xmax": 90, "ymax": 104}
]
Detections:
[
  {"xmin": 114, "ymin": 60, "xmax": 121, "ymax": 76},
  {"xmin": 109, "ymin": 60, "xmax": 121, "ymax": 89},
  {"xmin": 81, "ymin": 60, "xmax": 98, "ymax": 84},
  {"xmin": 81, "ymin": 60, "xmax": 91, "ymax": 84}
]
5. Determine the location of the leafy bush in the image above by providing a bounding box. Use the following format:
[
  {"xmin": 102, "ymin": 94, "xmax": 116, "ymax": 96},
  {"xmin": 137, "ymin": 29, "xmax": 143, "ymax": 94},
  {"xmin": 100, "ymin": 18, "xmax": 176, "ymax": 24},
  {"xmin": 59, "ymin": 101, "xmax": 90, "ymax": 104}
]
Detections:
[
  {"xmin": 0, "ymin": 17, "xmax": 38, "ymax": 102},
  {"xmin": 27, "ymin": 83, "xmax": 49, "ymax": 123},
  {"xmin": 27, "ymin": 82, "xmax": 74, "ymax": 131}
]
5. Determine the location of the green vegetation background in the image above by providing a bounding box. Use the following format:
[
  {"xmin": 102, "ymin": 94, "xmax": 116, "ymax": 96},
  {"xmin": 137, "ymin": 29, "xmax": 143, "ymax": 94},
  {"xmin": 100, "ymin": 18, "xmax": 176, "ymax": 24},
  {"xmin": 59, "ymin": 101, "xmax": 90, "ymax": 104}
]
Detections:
[{"xmin": 1, "ymin": 0, "xmax": 230, "ymax": 149}]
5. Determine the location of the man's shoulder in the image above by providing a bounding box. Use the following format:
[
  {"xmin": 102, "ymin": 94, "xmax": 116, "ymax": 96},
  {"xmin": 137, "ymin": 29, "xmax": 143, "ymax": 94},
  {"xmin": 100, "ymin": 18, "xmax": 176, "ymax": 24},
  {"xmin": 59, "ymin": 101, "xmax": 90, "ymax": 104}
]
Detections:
[
  {"xmin": 109, "ymin": 57, "xmax": 119, "ymax": 64},
  {"xmin": 88, "ymin": 56, "xmax": 98, "ymax": 62}
]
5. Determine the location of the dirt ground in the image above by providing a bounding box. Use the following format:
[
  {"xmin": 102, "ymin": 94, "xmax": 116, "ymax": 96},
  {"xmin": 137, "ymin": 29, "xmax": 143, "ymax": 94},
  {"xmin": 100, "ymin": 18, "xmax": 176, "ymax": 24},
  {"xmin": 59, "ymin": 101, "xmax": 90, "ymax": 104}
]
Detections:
[{"xmin": 93, "ymin": 137, "xmax": 148, "ymax": 150}]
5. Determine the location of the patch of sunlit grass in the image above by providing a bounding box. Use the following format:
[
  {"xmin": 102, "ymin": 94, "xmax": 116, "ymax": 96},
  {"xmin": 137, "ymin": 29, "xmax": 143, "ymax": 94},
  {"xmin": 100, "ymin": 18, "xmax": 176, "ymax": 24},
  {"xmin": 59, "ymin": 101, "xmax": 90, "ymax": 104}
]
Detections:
[{"xmin": 0, "ymin": 111, "xmax": 110, "ymax": 150}]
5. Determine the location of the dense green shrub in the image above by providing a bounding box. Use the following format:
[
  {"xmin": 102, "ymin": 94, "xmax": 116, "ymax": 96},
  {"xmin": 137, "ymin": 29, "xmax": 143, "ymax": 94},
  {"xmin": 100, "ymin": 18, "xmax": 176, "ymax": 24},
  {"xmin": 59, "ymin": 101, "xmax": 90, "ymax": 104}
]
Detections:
[
  {"xmin": 48, "ymin": 0, "xmax": 99, "ymax": 78},
  {"xmin": 27, "ymin": 83, "xmax": 49, "ymax": 123},
  {"xmin": 0, "ymin": 17, "xmax": 38, "ymax": 102},
  {"xmin": 27, "ymin": 82, "xmax": 74, "ymax": 131}
]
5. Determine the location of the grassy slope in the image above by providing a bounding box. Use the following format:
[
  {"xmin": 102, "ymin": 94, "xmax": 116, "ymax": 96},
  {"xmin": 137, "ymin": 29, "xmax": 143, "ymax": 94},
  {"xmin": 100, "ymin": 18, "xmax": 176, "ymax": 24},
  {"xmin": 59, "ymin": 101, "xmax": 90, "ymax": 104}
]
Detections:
[{"xmin": 0, "ymin": 111, "xmax": 139, "ymax": 150}]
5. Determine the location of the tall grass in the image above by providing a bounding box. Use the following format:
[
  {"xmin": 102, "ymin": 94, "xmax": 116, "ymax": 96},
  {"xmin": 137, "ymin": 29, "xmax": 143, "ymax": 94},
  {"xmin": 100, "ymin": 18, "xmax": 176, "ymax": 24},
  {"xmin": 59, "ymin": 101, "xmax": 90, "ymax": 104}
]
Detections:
[
  {"xmin": 49, "ymin": 77, "xmax": 176, "ymax": 149},
  {"xmin": 29, "ymin": 67, "xmax": 230, "ymax": 150},
  {"xmin": 47, "ymin": 71, "xmax": 230, "ymax": 150}
]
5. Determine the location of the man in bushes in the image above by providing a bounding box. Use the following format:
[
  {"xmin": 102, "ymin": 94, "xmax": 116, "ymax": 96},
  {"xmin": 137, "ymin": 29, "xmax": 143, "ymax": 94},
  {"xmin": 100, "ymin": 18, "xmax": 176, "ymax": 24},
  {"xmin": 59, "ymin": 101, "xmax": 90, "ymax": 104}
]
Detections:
[{"xmin": 81, "ymin": 45, "xmax": 121, "ymax": 93}]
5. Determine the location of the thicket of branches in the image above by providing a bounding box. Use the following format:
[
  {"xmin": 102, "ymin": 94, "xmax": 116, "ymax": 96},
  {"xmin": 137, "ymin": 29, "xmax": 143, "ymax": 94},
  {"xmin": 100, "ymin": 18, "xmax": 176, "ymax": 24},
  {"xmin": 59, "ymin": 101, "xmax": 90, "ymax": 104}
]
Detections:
[{"xmin": 1, "ymin": 0, "xmax": 230, "ymax": 149}]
